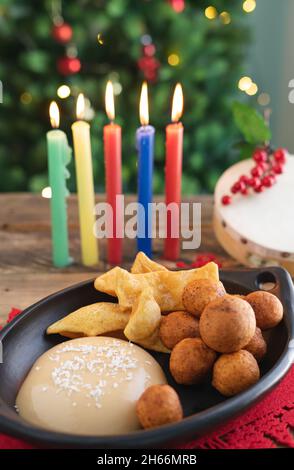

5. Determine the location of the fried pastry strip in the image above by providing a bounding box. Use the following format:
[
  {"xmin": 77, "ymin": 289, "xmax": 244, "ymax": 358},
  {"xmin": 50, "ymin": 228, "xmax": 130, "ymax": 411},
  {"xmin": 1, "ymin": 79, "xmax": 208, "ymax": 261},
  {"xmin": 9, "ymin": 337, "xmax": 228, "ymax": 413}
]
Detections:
[{"xmin": 47, "ymin": 302, "xmax": 130, "ymax": 338}]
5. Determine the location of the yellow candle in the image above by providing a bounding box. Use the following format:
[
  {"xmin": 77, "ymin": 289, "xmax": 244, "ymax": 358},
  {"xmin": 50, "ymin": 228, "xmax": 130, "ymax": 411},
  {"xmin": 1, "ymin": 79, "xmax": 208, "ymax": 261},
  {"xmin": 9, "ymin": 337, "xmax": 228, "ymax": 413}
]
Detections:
[{"xmin": 72, "ymin": 93, "xmax": 98, "ymax": 266}]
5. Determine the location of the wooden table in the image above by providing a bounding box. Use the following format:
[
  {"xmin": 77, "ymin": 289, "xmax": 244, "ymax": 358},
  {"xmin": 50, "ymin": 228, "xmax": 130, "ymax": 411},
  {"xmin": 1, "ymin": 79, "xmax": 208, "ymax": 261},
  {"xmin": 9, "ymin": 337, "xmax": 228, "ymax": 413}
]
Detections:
[{"xmin": 0, "ymin": 193, "xmax": 239, "ymax": 323}]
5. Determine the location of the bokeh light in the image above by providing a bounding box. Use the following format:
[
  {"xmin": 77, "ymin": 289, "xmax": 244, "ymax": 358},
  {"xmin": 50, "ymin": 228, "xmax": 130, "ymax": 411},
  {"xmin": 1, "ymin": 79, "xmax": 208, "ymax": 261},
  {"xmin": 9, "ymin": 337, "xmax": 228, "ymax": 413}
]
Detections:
[
  {"xmin": 57, "ymin": 85, "xmax": 71, "ymax": 99},
  {"xmin": 246, "ymin": 82, "xmax": 258, "ymax": 96},
  {"xmin": 42, "ymin": 187, "xmax": 52, "ymax": 199},
  {"xmin": 141, "ymin": 34, "xmax": 152, "ymax": 46},
  {"xmin": 220, "ymin": 11, "xmax": 231, "ymax": 25},
  {"xmin": 205, "ymin": 6, "xmax": 218, "ymax": 20},
  {"xmin": 97, "ymin": 33, "xmax": 104, "ymax": 45},
  {"xmin": 258, "ymin": 93, "xmax": 271, "ymax": 106},
  {"xmin": 243, "ymin": 0, "xmax": 256, "ymax": 13},
  {"xmin": 171, "ymin": 0, "xmax": 185, "ymax": 13},
  {"xmin": 238, "ymin": 76, "xmax": 252, "ymax": 91},
  {"xmin": 168, "ymin": 53, "xmax": 180, "ymax": 66},
  {"xmin": 20, "ymin": 92, "xmax": 32, "ymax": 105},
  {"xmin": 113, "ymin": 82, "xmax": 123, "ymax": 95}
]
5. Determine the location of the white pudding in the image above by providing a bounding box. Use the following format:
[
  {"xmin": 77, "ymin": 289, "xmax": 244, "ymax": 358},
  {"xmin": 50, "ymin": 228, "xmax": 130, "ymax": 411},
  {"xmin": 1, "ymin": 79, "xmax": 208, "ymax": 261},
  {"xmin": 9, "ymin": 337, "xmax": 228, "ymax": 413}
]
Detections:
[{"xmin": 16, "ymin": 336, "xmax": 167, "ymax": 435}]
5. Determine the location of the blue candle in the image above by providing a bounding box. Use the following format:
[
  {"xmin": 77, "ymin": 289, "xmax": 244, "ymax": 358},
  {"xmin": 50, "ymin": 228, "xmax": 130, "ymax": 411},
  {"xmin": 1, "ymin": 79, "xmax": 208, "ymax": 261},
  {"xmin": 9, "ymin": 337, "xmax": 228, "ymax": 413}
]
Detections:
[{"xmin": 136, "ymin": 82, "xmax": 155, "ymax": 257}]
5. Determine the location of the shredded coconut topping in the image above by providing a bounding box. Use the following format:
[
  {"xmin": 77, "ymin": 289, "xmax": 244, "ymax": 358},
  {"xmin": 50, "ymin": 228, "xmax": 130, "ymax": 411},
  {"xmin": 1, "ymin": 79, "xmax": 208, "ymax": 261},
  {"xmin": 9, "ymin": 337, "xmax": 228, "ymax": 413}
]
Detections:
[{"xmin": 50, "ymin": 340, "xmax": 139, "ymax": 408}]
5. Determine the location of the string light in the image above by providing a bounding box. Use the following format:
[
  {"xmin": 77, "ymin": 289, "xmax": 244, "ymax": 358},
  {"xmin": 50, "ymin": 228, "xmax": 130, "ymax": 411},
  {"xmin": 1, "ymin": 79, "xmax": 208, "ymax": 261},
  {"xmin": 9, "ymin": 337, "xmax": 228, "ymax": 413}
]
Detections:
[
  {"xmin": 220, "ymin": 11, "xmax": 231, "ymax": 24},
  {"xmin": 238, "ymin": 76, "xmax": 252, "ymax": 91},
  {"xmin": 204, "ymin": 6, "xmax": 218, "ymax": 20},
  {"xmin": 20, "ymin": 92, "xmax": 32, "ymax": 105},
  {"xmin": 42, "ymin": 187, "xmax": 52, "ymax": 199},
  {"xmin": 57, "ymin": 85, "xmax": 71, "ymax": 99},
  {"xmin": 258, "ymin": 93, "xmax": 271, "ymax": 106},
  {"xmin": 243, "ymin": 0, "xmax": 256, "ymax": 13},
  {"xmin": 168, "ymin": 53, "xmax": 180, "ymax": 66},
  {"xmin": 246, "ymin": 82, "xmax": 258, "ymax": 96}
]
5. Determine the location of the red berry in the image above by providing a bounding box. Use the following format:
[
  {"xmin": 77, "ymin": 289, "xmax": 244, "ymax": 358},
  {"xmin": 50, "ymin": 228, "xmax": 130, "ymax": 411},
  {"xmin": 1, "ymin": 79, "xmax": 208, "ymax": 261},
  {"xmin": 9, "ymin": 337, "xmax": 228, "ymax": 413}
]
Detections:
[
  {"xmin": 269, "ymin": 172, "xmax": 277, "ymax": 183},
  {"xmin": 258, "ymin": 162, "xmax": 269, "ymax": 171},
  {"xmin": 272, "ymin": 163, "xmax": 283, "ymax": 174},
  {"xmin": 274, "ymin": 148, "xmax": 287, "ymax": 164},
  {"xmin": 239, "ymin": 175, "xmax": 249, "ymax": 184},
  {"xmin": 241, "ymin": 187, "xmax": 248, "ymax": 195},
  {"xmin": 232, "ymin": 181, "xmax": 246, "ymax": 193},
  {"xmin": 251, "ymin": 166, "xmax": 263, "ymax": 177},
  {"xmin": 262, "ymin": 176, "xmax": 273, "ymax": 188},
  {"xmin": 239, "ymin": 181, "xmax": 247, "ymax": 192},
  {"xmin": 176, "ymin": 261, "xmax": 188, "ymax": 269},
  {"xmin": 248, "ymin": 177, "xmax": 260, "ymax": 188},
  {"xmin": 231, "ymin": 181, "xmax": 242, "ymax": 194},
  {"xmin": 254, "ymin": 185, "xmax": 264, "ymax": 193},
  {"xmin": 253, "ymin": 148, "xmax": 267, "ymax": 163},
  {"xmin": 222, "ymin": 195, "xmax": 232, "ymax": 205}
]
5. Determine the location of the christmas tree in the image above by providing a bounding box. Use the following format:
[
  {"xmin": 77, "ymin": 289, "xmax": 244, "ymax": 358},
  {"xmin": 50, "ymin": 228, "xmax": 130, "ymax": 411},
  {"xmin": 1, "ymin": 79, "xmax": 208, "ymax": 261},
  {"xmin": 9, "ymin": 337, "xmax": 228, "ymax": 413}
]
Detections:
[{"xmin": 0, "ymin": 0, "xmax": 249, "ymax": 194}]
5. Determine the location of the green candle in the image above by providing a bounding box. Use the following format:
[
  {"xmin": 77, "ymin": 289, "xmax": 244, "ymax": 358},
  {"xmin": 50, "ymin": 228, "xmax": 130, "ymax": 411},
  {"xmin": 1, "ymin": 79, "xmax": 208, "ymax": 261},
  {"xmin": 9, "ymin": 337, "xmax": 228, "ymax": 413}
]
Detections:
[{"xmin": 46, "ymin": 101, "xmax": 71, "ymax": 267}]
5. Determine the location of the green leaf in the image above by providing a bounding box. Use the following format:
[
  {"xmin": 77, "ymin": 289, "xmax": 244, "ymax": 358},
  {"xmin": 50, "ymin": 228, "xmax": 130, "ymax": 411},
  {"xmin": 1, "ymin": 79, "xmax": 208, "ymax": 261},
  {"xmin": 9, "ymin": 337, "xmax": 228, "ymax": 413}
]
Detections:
[
  {"xmin": 232, "ymin": 101, "xmax": 271, "ymax": 145},
  {"xmin": 239, "ymin": 142, "xmax": 256, "ymax": 160}
]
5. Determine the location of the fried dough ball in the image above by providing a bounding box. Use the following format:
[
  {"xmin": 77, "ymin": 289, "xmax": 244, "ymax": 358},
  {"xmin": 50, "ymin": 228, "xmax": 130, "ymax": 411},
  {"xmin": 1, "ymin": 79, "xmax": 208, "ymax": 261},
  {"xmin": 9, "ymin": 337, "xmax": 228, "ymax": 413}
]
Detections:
[
  {"xmin": 199, "ymin": 296, "xmax": 256, "ymax": 353},
  {"xmin": 182, "ymin": 279, "xmax": 226, "ymax": 318},
  {"xmin": 245, "ymin": 291, "xmax": 283, "ymax": 330},
  {"xmin": 212, "ymin": 350, "xmax": 260, "ymax": 397},
  {"xmin": 136, "ymin": 385, "xmax": 183, "ymax": 429},
  {"xmin": 159, "ymin": 311, "xmax": 199, "ymax": 350},
  {"xmin": 170, "ymin": 338, "xmax": 217, "ymax": 385},
  {"xmin": 244, "ymin": 327, "xmax": 267, "ymax": 362}
]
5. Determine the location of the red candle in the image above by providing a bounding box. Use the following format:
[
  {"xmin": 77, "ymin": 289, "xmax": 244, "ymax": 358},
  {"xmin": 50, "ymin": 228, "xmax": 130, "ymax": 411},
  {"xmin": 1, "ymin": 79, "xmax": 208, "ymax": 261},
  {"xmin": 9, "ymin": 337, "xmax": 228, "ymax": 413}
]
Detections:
[
  {"xmin": 104, "ymin": 81, "xmax": 122, "ymax": 265},
  {"xmin": 164, "ymin": 83, "xmax": 184, "ymax": 260}
]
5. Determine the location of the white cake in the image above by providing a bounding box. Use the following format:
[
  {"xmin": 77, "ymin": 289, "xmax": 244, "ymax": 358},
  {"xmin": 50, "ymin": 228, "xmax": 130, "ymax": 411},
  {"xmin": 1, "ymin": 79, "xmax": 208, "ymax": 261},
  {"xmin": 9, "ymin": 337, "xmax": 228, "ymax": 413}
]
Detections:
[{"xmin": 214, "ymin": 156, "xmax": 294, "ymax": 273}]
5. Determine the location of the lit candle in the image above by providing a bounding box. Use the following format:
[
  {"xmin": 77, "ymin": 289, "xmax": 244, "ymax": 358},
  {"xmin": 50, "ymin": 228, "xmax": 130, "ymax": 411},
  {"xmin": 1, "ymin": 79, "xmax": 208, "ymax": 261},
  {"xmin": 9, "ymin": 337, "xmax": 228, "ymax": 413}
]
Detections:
[
  {"xmin": 136, "ymin": 82, "xmax": 155, "ymax": 257},
  {"xmin": 104, "ymin": 81, "xmax": 122, "ymax": 265},
  {"xmin": 72, "ymin": 94, "xmax": 99, "ymax": 266},
  {"xmin": 164, "ymin": 83, "xmax": 184, "ymax": 260},
  {"xmin": 46, "ymin": 102, "xmax": 72, "ymax": 268}
]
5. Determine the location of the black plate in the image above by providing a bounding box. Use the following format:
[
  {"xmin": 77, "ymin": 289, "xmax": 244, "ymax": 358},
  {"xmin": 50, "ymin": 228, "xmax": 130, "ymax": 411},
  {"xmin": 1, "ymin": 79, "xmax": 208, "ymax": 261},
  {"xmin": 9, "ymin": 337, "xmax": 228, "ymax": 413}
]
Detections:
[{"xmin": 0, "ymin": 267, "xmax": 294, "ymax": 449}]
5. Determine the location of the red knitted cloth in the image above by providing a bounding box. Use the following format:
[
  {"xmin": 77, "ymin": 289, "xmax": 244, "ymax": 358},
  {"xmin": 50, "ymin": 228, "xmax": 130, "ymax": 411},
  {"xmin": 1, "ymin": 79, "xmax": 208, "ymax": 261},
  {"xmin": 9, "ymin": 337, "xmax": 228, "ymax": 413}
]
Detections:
[{"xmin": 0, "ymin": 308, "xmax": 293, "ymax": 449}]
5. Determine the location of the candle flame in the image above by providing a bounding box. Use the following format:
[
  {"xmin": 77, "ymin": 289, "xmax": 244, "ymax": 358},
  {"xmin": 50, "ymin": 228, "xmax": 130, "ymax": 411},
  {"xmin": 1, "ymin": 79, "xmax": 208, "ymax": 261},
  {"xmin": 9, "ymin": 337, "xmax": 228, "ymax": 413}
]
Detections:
[
  {"xmin": 171, "ymin": 83, "xmax": 184, "ymax": 123},
  {"xmin": 105, "ymin": 81, "xmax": 115, "ymax": 121},
  {"xmin": 76, "ymin": 93, "xmax": 85, "ymax": 120},
  {"xmin": 139, "ymin": 82, "xmax": 149, "ymax": 126},
  {"xmin": 49, "ymin": 101, "xmax": 60, "ymax": 128}
]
